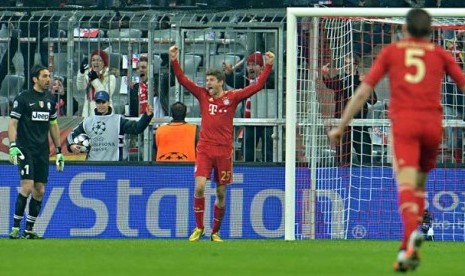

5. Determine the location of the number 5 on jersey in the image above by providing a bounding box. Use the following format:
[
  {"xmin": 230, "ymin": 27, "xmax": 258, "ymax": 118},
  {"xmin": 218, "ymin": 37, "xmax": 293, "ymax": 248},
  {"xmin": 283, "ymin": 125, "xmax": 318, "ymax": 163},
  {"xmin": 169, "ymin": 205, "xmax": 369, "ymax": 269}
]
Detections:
[{"xmin": 405, "ymin": 48, "xmax": 426, "ymax": 83}]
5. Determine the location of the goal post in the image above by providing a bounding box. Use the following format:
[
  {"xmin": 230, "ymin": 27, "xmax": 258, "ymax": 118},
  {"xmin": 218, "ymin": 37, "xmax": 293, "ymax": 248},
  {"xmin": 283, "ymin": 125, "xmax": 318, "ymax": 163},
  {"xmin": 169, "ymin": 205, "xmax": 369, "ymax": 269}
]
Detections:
[{"xmin": 286, "ymin": 7, "xmax": 465, "ymax": 241}]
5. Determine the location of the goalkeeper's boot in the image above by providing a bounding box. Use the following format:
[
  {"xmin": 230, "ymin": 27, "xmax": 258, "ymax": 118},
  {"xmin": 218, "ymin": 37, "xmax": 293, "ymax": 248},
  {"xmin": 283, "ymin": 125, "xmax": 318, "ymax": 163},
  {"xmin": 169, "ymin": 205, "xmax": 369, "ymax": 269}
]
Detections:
[
  {"xmin": 188, "ymin": 227, "xmax": 204, "ymax": 242},
  {"xmin": 210, "ymin": 232, "xmax": 224, "ymax": 242},
  {"xmin": 405, "ymin": 230, "xmax": 423, "ymax": 271},
  {"xmin": 23, "ymin": 230, "xmax": 44, "ymax": 239},
  {"xmin": 393, "ymin": 250, "xmax": 409, "ymax": 273},
  {"xmin": 9, "ymin": 227, "xmax": 21, "ymax": 239}
]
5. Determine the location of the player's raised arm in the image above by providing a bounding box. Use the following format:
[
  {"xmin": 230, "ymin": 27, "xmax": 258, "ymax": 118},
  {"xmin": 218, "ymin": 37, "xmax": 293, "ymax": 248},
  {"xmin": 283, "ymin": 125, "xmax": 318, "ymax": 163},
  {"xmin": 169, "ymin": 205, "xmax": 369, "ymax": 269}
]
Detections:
[
  {"xmin": 169, "ymin": 45, "xmax": 178, "ymax": 61},
  {"xmin": 235, "ymin": 51, "xmax": 274, "ymax": 101},
  {"xmin": 265, "ymin": 51, "xmax": 275, "ymax": 65},
  {"xmin": 169, "ymin": 45, "xmax": 204, "ymax": 98}
]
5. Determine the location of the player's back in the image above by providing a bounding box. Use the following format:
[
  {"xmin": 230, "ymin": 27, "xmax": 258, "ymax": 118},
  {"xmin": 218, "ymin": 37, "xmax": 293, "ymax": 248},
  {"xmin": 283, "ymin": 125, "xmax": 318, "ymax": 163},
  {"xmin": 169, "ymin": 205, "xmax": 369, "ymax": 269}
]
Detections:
[{"xmin": 365, "ymin": 37, "xmax": 464, "ymax": 118}]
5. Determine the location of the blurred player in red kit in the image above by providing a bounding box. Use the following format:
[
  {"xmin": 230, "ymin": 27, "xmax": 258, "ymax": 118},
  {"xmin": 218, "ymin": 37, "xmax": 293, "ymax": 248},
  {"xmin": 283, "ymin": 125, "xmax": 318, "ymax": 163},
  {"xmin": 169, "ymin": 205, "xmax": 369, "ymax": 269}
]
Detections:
[
  {"xmin": 169, "ymin": 45, "xmax": 274, "ymax": 242},
  {"xmin": 328, "ymin": 8, "xmax": 465, "ymax": 272}
]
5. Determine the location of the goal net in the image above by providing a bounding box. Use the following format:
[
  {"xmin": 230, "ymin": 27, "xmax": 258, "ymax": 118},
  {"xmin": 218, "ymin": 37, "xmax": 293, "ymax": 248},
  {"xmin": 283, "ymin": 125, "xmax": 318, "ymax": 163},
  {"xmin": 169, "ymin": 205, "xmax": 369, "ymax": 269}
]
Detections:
[{"xmin": 285, "ymin": 8, "xmax": 465, "ymax": 241}]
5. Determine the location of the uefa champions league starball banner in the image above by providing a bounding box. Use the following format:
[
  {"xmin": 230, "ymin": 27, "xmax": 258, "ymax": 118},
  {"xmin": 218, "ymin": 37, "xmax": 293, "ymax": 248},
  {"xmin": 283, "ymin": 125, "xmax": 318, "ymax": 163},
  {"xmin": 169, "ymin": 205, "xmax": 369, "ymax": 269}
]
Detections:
[{"xmin": 0, "ymin": 164, "xmax": 463, "ymax": 240}]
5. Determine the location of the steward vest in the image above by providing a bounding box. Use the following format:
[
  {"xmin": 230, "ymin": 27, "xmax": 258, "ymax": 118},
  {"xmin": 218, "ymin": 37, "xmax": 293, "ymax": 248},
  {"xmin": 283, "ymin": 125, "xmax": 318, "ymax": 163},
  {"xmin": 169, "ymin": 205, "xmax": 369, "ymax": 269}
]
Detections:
[
  {"xmin": 155, "ymin": 122, "xmax": 197, "ymax": 162},
  {"xmin": 83, "ymin": 112, "xmax": 121, "ymax": 161}
]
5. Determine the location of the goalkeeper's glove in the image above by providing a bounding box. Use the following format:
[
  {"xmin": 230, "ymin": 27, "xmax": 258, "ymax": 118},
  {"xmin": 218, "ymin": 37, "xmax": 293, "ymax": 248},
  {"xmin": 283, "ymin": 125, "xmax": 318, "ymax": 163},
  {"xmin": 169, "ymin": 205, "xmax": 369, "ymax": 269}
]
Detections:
[
  {"xmin": 55, "ymin": 147, "xmax": 65, "ymax": 172},
  {"xmin": 9, "ymin": 142, "xmax": 25, "ymax": 165}
]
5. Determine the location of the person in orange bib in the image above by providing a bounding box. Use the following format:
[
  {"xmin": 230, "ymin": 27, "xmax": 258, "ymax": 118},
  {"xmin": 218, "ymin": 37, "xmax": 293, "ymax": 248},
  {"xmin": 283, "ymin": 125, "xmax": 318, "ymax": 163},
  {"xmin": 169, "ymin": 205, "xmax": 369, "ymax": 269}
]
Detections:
[{"xmin": 154, "ymin": 101, "xmax": 199, "ymax": 162}]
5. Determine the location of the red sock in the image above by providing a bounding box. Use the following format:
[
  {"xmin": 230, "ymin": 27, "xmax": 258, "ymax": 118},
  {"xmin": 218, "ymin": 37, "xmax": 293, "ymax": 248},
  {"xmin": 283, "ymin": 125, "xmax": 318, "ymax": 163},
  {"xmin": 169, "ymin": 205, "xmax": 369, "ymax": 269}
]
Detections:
[
  {"xmin": 211, "ymin": 204, "xmax": 225, "ymax": 234},
  {"xmin": 415, "ymin": 188, "xmax": 425, "ymax": 226},
  {"xmin": 398, "ymin": 185, "xmax": 418, "ymax": 250},
  {"xmin": 194, "ymin": 197, "xmax": 205, "ymax": 229}
]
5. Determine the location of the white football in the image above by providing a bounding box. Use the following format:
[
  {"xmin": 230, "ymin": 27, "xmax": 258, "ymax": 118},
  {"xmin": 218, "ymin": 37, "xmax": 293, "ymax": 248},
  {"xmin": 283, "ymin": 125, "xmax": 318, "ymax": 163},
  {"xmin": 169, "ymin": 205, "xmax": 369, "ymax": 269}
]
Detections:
[{"xmin": 73, "ymin": 133, "xmax": 91, "ymax": 152}]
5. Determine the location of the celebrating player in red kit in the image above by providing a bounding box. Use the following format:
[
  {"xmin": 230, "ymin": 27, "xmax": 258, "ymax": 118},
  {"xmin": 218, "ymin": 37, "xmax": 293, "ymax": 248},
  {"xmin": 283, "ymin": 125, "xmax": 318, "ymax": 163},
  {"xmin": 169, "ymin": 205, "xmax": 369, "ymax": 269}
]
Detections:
[
  {"xmin": 169, "ymin": 45, "xmax": 274, "ymax": 242},
  {"xmin": 328, "ymin": 8, "xmax": 465, "ymax": 272}
]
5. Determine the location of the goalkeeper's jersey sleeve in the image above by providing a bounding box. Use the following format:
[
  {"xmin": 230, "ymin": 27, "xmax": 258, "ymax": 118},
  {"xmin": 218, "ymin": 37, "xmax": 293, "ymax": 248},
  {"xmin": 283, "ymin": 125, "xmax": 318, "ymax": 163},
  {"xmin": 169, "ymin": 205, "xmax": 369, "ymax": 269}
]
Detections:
[{"xmin": 10, "ymin": 89, "xmax": 57, "ymax": 154}]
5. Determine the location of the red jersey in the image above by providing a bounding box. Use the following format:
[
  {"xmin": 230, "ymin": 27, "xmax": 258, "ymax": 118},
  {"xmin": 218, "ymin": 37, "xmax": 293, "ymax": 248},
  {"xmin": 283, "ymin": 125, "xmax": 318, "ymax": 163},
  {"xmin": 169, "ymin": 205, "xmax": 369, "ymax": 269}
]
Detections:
[
  {"xmin": 172, "ymin": 59, "xmax": 272, "ymax": 148},
  {"xmin": 364, "ymin": 37, "xmax": 465, "ymax": 119}
]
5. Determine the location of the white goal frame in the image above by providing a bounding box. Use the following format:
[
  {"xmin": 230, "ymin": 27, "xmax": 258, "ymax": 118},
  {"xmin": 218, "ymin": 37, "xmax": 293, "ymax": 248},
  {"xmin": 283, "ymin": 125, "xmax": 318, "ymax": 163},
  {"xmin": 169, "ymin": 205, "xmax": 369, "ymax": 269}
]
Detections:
[{"xmin": 285, "ymin": 7, "xmax": 465, "ymax": 241}]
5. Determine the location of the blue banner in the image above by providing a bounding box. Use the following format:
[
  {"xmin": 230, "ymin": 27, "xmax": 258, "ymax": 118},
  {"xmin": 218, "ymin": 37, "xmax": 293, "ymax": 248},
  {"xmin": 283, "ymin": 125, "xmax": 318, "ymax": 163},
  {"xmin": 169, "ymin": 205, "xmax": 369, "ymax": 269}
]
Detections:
[
  {"xmin": 297, "ymin": 167, "xmax": 465, "ymax": 241},
  {"xmin": 1, "ymin": 164, "xmax": 463, "ymax": 240},
  {"xmin": 0, "ymin": 164, "xmax": 285, "ymax": 239}
]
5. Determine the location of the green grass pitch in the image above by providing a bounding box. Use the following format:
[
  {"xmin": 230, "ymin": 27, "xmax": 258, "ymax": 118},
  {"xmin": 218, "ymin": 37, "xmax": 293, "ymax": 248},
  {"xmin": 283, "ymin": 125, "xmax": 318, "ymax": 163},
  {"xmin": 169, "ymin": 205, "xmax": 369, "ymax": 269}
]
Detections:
[{"xmin": 0, "ymin": 239, "xmax": 463, "ymax": 275}]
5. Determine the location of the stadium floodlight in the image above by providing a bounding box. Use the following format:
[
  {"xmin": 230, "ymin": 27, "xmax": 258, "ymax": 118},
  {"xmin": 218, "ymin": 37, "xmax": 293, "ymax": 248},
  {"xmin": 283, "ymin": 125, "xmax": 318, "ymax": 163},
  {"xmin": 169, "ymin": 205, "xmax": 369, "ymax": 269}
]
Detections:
[{"xmin": 286, "ymin": 7, "xmax": 465, "ymax": 241}]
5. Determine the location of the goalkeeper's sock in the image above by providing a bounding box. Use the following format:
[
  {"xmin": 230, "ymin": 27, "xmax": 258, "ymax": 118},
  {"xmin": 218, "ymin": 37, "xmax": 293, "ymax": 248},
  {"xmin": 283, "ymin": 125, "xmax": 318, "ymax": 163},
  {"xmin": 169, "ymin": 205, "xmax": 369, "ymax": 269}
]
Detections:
[
  {"xmin": 13, "ymin": 193, "xmax": 28, "ymax": 228},
  {"xmin": 193, "ymin": 196, "xmax": 205, "ymax": 229},
  {"xmin": 211, "ymin": 204, "xmax": 225, "ymax": 234},
  {"xmin": 25, "ymin": 197, "xmax": 42, "ymax": 231},
  {"xmin": 415, "ymin": 187, "xmax": 425, "ymax": 226},
  {"xmin": 398, "ymin": 185, "xmax": 417, "ymax": 250}
]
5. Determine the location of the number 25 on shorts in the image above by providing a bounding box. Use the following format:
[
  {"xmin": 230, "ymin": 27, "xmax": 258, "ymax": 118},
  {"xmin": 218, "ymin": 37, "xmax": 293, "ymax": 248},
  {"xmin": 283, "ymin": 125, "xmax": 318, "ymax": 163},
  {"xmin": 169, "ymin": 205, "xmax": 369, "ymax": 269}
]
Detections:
[{"xmin": 221, "ymin": 171, "xmax": 232, "ymax": 182}]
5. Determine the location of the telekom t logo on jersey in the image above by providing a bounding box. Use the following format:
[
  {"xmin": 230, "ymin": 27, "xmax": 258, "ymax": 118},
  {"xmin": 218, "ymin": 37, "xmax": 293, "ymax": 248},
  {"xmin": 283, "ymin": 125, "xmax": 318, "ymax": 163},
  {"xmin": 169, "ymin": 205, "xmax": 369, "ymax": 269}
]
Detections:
[{"xmin": 208, "ymin": 104, "xmax": 218, "ymax": 115}]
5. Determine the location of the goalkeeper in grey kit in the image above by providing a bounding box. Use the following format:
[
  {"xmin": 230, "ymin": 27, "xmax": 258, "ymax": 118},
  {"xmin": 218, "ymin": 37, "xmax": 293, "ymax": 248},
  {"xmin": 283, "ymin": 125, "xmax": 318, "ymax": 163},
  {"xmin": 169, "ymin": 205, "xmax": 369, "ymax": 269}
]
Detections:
[
  {"xmin": 66, "ymin": 90, "xmax": 154, "ymax": 161},
  {"xmin": 8, "ymin": 65, "xmax": 65, "ymax": 239}
]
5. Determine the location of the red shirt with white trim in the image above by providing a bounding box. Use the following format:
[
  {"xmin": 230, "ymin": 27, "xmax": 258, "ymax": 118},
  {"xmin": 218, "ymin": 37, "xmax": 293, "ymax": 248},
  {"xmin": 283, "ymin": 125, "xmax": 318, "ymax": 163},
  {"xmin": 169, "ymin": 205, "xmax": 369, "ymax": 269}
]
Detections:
[{"xmin": 364, "ymin": 37, "xmax": 465, "ymax": 119}]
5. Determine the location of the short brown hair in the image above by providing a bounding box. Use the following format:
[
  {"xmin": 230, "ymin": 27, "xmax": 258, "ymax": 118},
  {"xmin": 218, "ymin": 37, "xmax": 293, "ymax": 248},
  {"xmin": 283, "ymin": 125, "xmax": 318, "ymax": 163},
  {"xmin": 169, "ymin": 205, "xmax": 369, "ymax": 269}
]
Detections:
[
  {"xmin": 138, "ymin": 56, "xmax": 149, "ymax": 64},
  {"xmin": 205, "ymin": 69, "xmax": 225, "ymax": 82},
  {"xmin": 171, "ymin": 101, "xmax": 187, "ymax": 121},
  {"xmin": 406, "ymin": 8, "xmax": 432, "ymax": 38}
]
